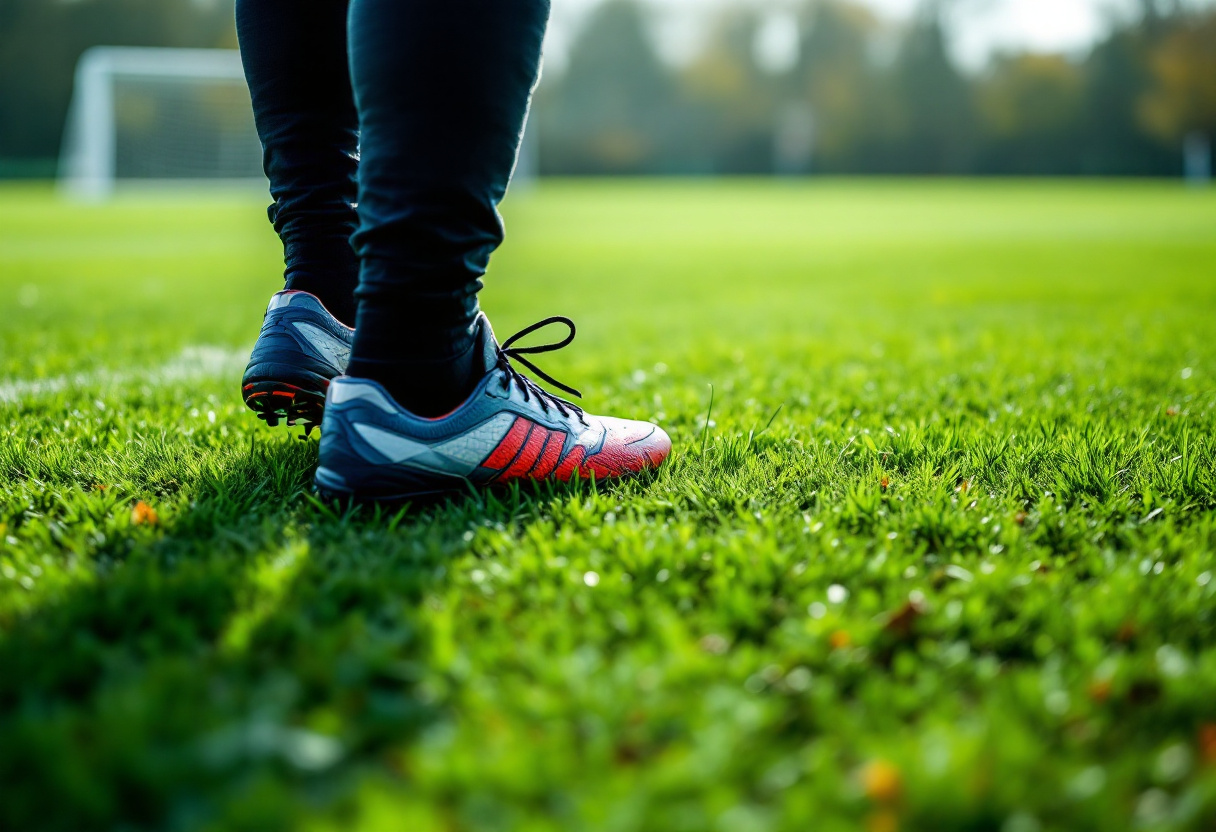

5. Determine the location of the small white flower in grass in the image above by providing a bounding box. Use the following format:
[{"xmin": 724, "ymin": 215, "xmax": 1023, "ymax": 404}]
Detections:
[
  {"xmin": 827, "ymin": 584, "xmax": 848, "ymax": 604},
  {"xmin": 808, "ymin": 602, "xmax": 827, "ymax": 619},
  {"xmin": 1198, "ymin": 571, "xmax": 1211, "ymax": 587},
  {"xmin": 945, "ymin": 565, "xmax": 973, "ymax": 583},
  {"xmin": 1066, "ymin": 766, "xmax": 1106, "ymax": 800},
  {"xmin": 1155, "ymin": 743, "xmax": 1192, "ymax": 783},
  {"xmin": 1002, "ymin": 812, "xmax": 1041, "ymax": 832},
  {"xmin": 1156, "ymin": 645, "xmax": 1189, "ymax": 678},
  {"xmin": 1181, "ymin": 367, "xmax": 1193, "ymax": 379},
  {"xmin": 656, "ymin": 569, "xmax": 670, "ymax": 583},
  {"xmin": 1135, "ymin": 789, "xmax": 1172, "ymax": 827},
  {"xmin": 583, "ymin": 571, "xmax": 600, "ymax": 587},
  {"xmin": 785, "ymin": 666, "xmax": 812, "ymax": 692}
]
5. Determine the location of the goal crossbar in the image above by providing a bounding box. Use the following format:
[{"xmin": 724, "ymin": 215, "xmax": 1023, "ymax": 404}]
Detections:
[{"xmin": 59, "ymin": 47, "xmax": 259, "ymax": 200}]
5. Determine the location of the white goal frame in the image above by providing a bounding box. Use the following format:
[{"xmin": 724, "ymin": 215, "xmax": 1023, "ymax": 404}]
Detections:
[{"xmin": 59, "ymin": 47, "xmax": 263, "ymax": 201}]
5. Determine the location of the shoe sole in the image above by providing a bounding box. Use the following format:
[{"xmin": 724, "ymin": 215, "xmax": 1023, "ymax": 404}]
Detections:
[
  {"xmin": 243, "ymin": 379, "xmax": 328, "ymax": 431},
  {"xmin": 313, "ymin": 465, "xmax": 460, "ymax": 506}
]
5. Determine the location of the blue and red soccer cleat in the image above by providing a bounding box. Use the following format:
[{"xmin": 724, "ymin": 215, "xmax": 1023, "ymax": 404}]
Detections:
[
  {"xmin": 314, "ymin": 314, "xmax": 672, "ymax": 501},
  {"xmin": 242, "ymin": 290, "xmax": 353, "ymax": 432}
]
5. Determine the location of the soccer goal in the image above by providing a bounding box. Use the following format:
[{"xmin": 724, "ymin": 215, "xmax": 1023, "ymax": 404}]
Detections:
[{"xmin": 59, "ymin": 47, "xmax": 265, "ymax": 200}]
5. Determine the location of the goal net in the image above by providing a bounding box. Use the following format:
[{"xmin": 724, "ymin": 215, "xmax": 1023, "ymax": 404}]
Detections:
[{"xmin": 59, "ymin": 47, "xmax": 265, "ymax": 200}]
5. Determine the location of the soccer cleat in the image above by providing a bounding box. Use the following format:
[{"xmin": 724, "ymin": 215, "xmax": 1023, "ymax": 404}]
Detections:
[
  {"xmin": 242, "ymin": 290, "xmax": 353, "ymax": 432},
  {"xmin": 314, "ymin": 314, "xmax": 672, "ymax": 502}
]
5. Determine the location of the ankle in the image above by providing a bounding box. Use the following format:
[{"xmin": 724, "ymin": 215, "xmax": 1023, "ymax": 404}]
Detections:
[{"xmin": 347, "ymin": 339, "xmax": 481, "ymax": 418}]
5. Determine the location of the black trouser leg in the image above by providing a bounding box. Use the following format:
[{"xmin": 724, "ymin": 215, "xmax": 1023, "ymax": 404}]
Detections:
[
  {"xmin": 346, "ymin": 0, "xmax": 550, "ymax": 414},
  {"xmin": 236, "ymin": 0, "xmax": 360, "ymax": 326}
]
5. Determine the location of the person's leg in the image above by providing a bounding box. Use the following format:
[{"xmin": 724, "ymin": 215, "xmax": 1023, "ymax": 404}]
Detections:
[
  {"xmin": 346, "ymin": 0, "xmax": 550, "ymax": 416},
  {"xmin": 236, "ymin": 0, "xmax": 360, "ymax": 326}
]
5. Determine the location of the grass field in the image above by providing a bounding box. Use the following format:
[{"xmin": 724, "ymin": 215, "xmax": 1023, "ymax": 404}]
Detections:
[{"xmin": 2, "ymin": 179, "xmax": 1216, "ymax": 832}]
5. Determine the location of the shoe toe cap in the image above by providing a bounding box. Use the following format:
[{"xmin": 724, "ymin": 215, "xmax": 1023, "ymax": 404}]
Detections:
[{"xmin": 594, "ymin": 417, "xmax": 672, "ymax": 472}]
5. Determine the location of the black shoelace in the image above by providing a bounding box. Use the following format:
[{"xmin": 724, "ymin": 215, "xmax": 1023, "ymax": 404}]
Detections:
[{"xmin": 497, "ymin": 317, "xmax": 587, "ymax": 424}]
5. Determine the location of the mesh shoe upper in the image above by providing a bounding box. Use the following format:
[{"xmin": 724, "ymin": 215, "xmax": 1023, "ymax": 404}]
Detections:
[
  {"xmin": 243, "ymin": 290, "xmax": 353, "ymax": 388},
  {"xmin": 315, "ymin": 313, "xmax": 671, "ymax": 500}
]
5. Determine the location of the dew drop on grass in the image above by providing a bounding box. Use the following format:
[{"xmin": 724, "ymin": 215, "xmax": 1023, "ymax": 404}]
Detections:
[
  {"xmin": 1045, "ymin": 690, "xmax": 1070, "ymax": 715},
  {"xmin": 1066, "ymin": 766, "xmax": 1106, "ymax": 800},
  {"xmin": 1156, "ymin": 645, "xmax": 1189, "ymax": 678},
  {"xmin": 827, "ymin": 584, "xmax": 848, "ymax": 604},
  {"xmin": 583, "ymin": 571, "xmax": 600, "ymax": 587},
  {"xmin": 785, "ymin": 667, "xmax": 812, "ymax": 692},
  {"xmin": 1002, "ymin": 812, "xmax": 1042, "ymax": 832}
]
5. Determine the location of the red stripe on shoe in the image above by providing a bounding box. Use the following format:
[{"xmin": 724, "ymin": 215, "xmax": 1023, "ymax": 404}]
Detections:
[
  {"xmin": 553, "ymin": 445, "xmax": 587, "ymax": 481},
  {"xmin": 482, "ymin": 418, "xmax": 529, "ymax": 471},
  {"xmin": 528, "ymin": 432, "xmax": 565, "ymax": 479},
  {"xmin": 500, "ymin": 425, "xmax": 549, "ymax": 480}
]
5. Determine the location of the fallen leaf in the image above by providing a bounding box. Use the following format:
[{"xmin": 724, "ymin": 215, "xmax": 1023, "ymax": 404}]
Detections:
[
  {"xmin": 1014, "ymin": 511, "xmax": 1028, "ymax": 525},
  {"xmin": 883, "ymin": 600, "xmax": 925, "ymax": 639},
  {"xmin": 867, "ymin": 810, "xmax": 899, "ymax": 832},
  {"xmin": 830, "ymin": 630, "xmax": 852, "ymax": 650},
  {"xmin": 880, "ymin": 476, "xmax": 890, "ymax": 490},
  {"xmin": 861, "ymin": 759, "xmax": 903, "ymax": 803},
  {"xmin": 1199, "ymin": 724, "xmax": 1216, "ymax": 764},
  {"xmin": 1088, "ymin": 679, "xmax": 1113, "ymax": 703},
  {"xmin": 131, "ymin": 501, "xmax": 158, "ymax": 526}
]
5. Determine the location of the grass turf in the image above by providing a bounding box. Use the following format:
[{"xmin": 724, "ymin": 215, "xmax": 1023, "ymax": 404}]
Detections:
[{"xmin": 2, "ymin": 179, "xmax": 1216, "ymax": 831}]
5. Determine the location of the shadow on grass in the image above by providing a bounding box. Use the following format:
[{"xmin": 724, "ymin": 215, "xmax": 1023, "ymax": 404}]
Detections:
[{"xmin": 0, "ymin": 433, "xmax": 603, "ymax": 832}]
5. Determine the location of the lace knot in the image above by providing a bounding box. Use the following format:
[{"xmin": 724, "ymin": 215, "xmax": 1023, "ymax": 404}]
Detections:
[{"xmin": 497, "ymin": 316, "xmax": 585, "ymax": 422}]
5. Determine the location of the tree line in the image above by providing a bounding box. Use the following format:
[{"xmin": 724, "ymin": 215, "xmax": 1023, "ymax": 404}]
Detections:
[
  {"xmin": 1, "ymin": 0, "xmax": 1213, "ymax": 177},
  {"xmin": 537, "ymin": 0, "xmax": 1216, "ymax": 176}
]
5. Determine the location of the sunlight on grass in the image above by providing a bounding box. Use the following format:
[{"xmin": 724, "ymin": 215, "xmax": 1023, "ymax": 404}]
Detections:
[{"xmin": 1, "ymin": 180, "xmax": 1215, "ymax": 831}]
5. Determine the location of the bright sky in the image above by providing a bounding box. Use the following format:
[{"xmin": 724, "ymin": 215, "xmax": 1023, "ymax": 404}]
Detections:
[{"xmin": 545, "ymin": 0, "xmax": 1215, "ymax": 73}]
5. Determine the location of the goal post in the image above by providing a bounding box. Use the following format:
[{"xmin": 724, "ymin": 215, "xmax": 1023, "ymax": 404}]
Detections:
[{"xmin": 59, "ymin": 47, "xmax": 265, "ymax": 200}]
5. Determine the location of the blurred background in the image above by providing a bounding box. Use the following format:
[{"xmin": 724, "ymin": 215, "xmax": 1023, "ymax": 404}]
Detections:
[{"xmin": 1, "ymin": 0, "xmax": 1214, "ymax": 186}]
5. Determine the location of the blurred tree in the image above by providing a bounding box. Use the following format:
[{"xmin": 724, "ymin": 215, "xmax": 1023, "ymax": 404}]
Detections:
[
  {"xmin": 1077, "ymin": 16, "xmax": 1174, "ymax": 175},
  {"xmin": 882, "ymin": 1, "xmax": 977, "ymax": 173},
  {"xmin": 1139, "ymin": 10, "xmax": 1216, "ymax": 144},
  {"xmin": 0, "ymin": 0, "xmax": 236, "ymax": 167},
  {"xmin": 680, "ymin": 8, "xmax": 777, "ymax": 173},
  {"xmin": 975, "ymin": 53, "xmax": 1084, "ymax": 174},
  {"xmin": 537, "ymin": 0, "xmax": 687, "ymax": 174},
  {"xmin": 795, "ymin": 0, "xmax": 885, "ymax": 172}
]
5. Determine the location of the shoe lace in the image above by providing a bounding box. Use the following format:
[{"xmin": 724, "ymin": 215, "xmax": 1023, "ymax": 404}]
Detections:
[{"xmin": 497, "ymin": 316, "xmax": 587, "ymax": 425}]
